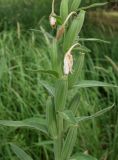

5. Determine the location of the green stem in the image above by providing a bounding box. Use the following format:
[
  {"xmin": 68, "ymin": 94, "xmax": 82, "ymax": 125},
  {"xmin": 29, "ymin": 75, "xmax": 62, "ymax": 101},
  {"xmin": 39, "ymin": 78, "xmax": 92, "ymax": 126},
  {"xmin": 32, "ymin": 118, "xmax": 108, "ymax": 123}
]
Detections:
[{"xmin": 52, "ymin": 0, "xmax": 55, "ymax": 14}]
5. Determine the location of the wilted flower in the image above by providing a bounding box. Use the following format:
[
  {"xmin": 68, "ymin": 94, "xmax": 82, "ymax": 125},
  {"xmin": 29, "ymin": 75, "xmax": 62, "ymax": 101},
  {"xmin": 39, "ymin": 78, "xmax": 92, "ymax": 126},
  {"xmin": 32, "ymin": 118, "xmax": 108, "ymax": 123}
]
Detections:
[
  {"xmin": 49, "ymin": 15, "xmax": 57, "ymax": 28},
  {"xmin": 56, "ymin": 11, "xmax": 77, "ymax": 40},
  {"xmin": 64, "ymin": 51, "xmax": 73, "ymax": 75},
  {"xmin": 56, "ymin": 25, "xmax": 65, "ymax": 40},
  {"xmin": 63, "ymin": 43, "xmax": 80, "ymax": 75}
]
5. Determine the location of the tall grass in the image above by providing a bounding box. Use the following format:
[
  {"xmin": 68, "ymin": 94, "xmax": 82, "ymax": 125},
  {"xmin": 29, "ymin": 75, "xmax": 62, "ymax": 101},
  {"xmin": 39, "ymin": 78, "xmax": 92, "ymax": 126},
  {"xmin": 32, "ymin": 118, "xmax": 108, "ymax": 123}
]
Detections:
[{"xmin": 0, "ymin": 0, "xmax": 118, "ymax": 160}]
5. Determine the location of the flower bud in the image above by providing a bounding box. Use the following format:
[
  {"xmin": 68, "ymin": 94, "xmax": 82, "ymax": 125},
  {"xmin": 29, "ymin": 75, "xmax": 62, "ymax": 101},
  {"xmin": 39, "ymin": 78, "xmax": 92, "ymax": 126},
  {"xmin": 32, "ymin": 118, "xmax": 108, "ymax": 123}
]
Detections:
[{"xmin": 49, "ymin": 15, "xmax": 56, "ymax": 28}]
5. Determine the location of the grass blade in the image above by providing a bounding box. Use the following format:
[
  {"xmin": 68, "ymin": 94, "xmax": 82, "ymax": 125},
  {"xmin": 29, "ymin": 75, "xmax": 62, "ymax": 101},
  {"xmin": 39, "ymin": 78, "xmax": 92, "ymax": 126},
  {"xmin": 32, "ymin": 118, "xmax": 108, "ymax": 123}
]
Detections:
[
  {"xmin": 76, "ymin": 104, "xmax": 114, "ymax": 123},
  {"xmin": 10, "ymin": 143, "xmax": 33, "ymax": 160},
  {"xmin": 39, "ymin": 80, "xmax": 55, "ymax": 96},
  {"xmin": 74, "ymin": 80, "xmax": 118, "ymax": 88},
  {"xmin": 0, "ymin": 118, "xmax": 48, "ymax": 134}
]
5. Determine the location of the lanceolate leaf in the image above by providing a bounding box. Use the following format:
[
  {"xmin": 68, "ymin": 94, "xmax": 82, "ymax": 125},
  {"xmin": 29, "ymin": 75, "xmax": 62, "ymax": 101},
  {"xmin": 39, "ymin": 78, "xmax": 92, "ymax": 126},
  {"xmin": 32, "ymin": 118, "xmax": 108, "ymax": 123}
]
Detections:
[
  {"xmin": 55, "ymin": 78, "xmax": 68, "ymax": 111},
  {"xmin": 49, "ymin": 39, "xmax": 58, "ymax": 71},
  {"xmin": 60, "ymin": 127, "xmax": 77, "ymax": 160},
  {"xmin": 79, "ymin": 38, "xmax": 110, "ymax": 44},
  {"xmin": 46, "ymin": 97, "xmax": 57, "ymax": 138},
  {"xmin": 69, "ymin": 0, "xmax": 81, "ymax": 12},
  {"xmin": 60, "ymin": 0, "xmax": 69, "ymax": 22},
  {"xmin": 76, "ymin": 104, "xmax": 114, "ymax": 123},
  {"xmin": 39, "ymin": 80, "xmax": 55, "ymax": 96},
  {"xmin": 69, "ymin": 52, "xmax": 85, "ymax": 88},
  {"xmin": 70, "ymin": 152, "xmax": 97, "ymax": 160},
  {"xmin": 10, "ymin": 143, "xmax": 33, "ymax": 160},
  {"xmin": 69, "ymin": 94, "xmax": 80, "ymax": 115},
  {"xmin": 0, "ymin": 118, "xmax": 48, "ymax": 134},
  {"xmin": 78, "ymin": 2, "xmax": 108, "ymax": 11},
  {"xmin": 74, "ymin": 80, "xmax": 118, "ymax": 88},
  {"xmin": 25, "ymin": 69, "xmax": 59, "ymax": 78},
  {"xmin": 63, "ymin": 10, "xmax": 86, "ymax": 52},
  {"xmin": 59, "ymin": 110, "xmax": 77, "ymax": 124}
]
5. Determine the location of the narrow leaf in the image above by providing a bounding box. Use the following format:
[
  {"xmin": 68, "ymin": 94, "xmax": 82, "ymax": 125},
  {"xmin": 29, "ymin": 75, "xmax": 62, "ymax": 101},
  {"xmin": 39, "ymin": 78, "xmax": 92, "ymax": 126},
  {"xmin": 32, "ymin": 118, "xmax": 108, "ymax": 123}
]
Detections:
[
  {"xmin": 46, "ymin": 97, "xmax": 57, "ymax": 138},
  {"xmin": 49, "ymin": 39, "xmax": 58, "ymax": 71},
  {"xmin": 76, "ymin": 104, "xmax": 114, "ymax": 123},
  {"xmin": 59, "ymin": 110, "xmax": 77, "ymax": 124},
  {"xmin": 63, "ymin": 10, "xmax": 85, "ymax": 52},
  {"xmin": 69, "ymin": 94, "xmax": 80, "ymax": 115},
  {"xmin": 10, "ymin": 143, "xmax": 33, "ymax": 160},
  {"xmin": 0, "ymin": 118, "xmax": 48, "ymax": 134},
  {"xmin": 60, "ymin": 0, "xmax": 69, "ymax": 22},
  {"xmin": 55, "ymin": 78, "xmax": 68, "ymax": 111},
  {"xmin": 0, "ymin": 57, "xmax": 7, "ymax": 80},
  {"xmin": 79, "ymin": 38, "xmax": 110, "ymax": 44},
  {"xmin": 69, "ymin": 0, "xmax": 81, "ymax": 12},
  {"xmin": 25, "ymin": 68, "xmax": 59, "ymax": 78},
  {"xmin": 78, "ymin": 2, "xmax": 108, "ymax": 11},
  {"xmin": 75, "ymin": 45, "xmax": 91, "ymax": 53},
  {"xmin": 70, "ymin": 152, "xmax": 97, "ymax": 160},
  {"xmin": 60, "ymin": 127, "xmax": 77, "ymax": 160},
  {"xmin": 39, "ymin": 80, "xmax": 55, "ymax": 96},
  {"xmin": 74, "ymin": 80, "xmax": 118, "ymax": 88},
  {"xmin": 69, "ymin": 52, "xmax": 85, "ymax": 88}
]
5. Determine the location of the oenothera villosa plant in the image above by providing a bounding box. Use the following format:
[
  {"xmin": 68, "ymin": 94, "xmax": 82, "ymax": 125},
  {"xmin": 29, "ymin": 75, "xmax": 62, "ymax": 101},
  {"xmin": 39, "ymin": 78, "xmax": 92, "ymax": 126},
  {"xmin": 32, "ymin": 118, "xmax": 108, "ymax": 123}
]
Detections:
[{"xmin": 0, "ymin": 0, "xmax": 116, "ymax": 160}]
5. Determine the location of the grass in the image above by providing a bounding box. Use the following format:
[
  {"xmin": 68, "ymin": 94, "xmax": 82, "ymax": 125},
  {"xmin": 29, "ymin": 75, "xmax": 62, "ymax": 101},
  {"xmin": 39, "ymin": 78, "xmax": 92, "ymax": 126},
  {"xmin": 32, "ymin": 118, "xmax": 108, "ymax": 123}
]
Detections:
[
  {"xmin": 0, "ymin": 29, "xmax": 117, "ymax": 160},
  {"xmin": 0, "ymin": 0, "xmax": 118, "ymax": 160}
]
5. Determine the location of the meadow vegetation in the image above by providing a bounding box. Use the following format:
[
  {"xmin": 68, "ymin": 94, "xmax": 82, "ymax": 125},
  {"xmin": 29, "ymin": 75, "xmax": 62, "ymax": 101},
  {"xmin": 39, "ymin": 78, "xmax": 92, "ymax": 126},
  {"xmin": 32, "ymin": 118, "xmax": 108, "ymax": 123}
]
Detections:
[{"xmin": 0, "ymin": 0, "xmax": 118, "ymax": 160}]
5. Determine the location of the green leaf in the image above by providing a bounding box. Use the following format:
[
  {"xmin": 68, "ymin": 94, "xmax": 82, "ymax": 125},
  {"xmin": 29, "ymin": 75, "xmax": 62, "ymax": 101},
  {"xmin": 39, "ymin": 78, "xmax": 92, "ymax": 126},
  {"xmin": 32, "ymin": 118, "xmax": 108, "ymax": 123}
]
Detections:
[
  {"xmin": 69, "ymin": 0, "xmax": 81, "ymax": 12},
  {"xmin": 78, "ymin": 2, "xmax": 108, "ymax": 11},
  {"xmin": 75, "ymin": 45, "xmax": 91, "ymax": 53},
  {"xmin": 39, "ymin": 80, "xmax": 55, "ymax": 96},
  {"xmin": 60, "ymin": 0, "xmax": 69, "ymax": 22},
  {"xmin": 76, "ymin": 104, "xmax": 114, "ymax": 123},
  {"xmin": 59, "ymin": 110, "xmax": 77, "ymax": 124},
  {"xmin": 46, "ymin": 97, "xmax": 57, "ymax": 139},
  {"xmin": 0, "ymin": 117, "xmax": 48, "ymax": 134},
  {"xmin": 10, "ymin": 143, "xmax": 33, "ymax": 160},
  {"xmin": 49, "ymin": 39, "xmax": 58, "ymax": 71},
  {"xmin": 74, "ymin": 80, "xmax": 118, "ymax": 88},
  {"xmin": 70, "ymin": 152, "xmax": 97, "ymax": 160},
  {"xmin": 79, "ymin": 38, "xmax": 110, "ymax": 44},
  {"xmin": 0, "ymin": 57, "xmax": 7, "ymax": 80},
  {"xmin": 69, "ymin": 52, "xmax": 85, "ymax": 88},
  {"xmin": 69, "ymin": 94, "xmax": 80, "ymax": 115},
  {"xmin": 63, "ymin": 10, "xmax": 85, "ymax": 52},
  {"xmin": 55, "ymin": 78, "xmax": 68, "ymax": 111},
  {"xmin": 25, "ymin": 68, "xmax": 59, "ymax": 78},
  {"xmin": 60, "ymin": 127, "xmax": 77, "ymax": 160}
]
